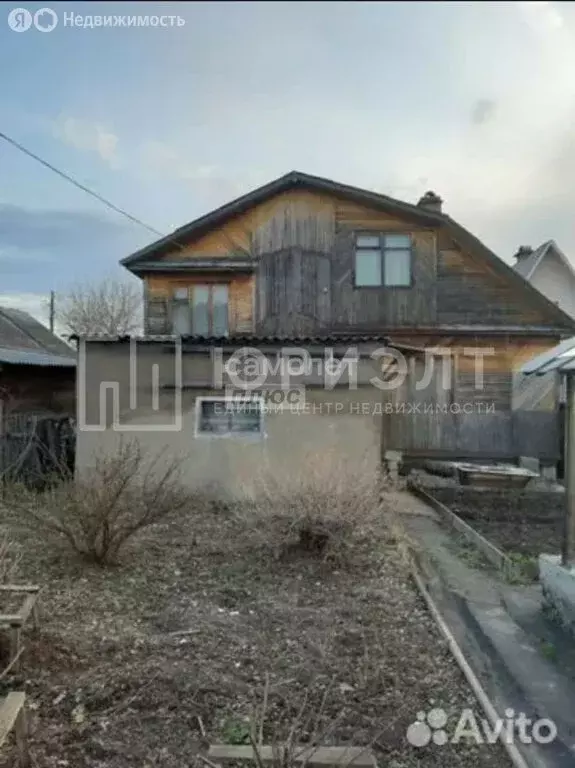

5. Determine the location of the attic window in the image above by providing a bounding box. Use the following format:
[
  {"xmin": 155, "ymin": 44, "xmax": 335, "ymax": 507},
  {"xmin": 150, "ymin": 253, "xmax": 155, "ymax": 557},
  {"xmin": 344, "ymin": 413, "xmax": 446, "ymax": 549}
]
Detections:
[{"xmin": 354, "ymin": 234, "xmax": 412, "ymax": 287}]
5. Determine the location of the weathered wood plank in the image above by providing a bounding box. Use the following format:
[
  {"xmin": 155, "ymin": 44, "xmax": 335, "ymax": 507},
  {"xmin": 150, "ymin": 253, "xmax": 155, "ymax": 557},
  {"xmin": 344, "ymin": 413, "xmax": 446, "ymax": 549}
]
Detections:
[
  {"xmin": 0, "ymin": 586, "xmax": 39, "ymax": 594},
  {"xmin": 0, "ymin": 692, "xmax": 28, "ymax": 767},
  {"xmin": 208, "ymin": 744, "xmax": 377, "ymax": 768}
]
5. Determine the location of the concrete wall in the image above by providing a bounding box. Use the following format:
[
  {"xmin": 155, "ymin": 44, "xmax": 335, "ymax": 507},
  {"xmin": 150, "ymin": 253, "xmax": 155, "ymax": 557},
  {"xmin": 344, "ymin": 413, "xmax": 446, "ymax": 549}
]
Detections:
[{"xmin": 76, "ymin": 341, "xmax": 384, "ymax": 497}]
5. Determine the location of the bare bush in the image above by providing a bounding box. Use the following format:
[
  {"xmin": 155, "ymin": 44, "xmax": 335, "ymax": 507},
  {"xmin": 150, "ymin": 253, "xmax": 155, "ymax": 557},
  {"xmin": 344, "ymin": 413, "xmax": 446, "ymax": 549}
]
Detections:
[
  {"xmin": 2, "ymin": 442, "xmax": 191, "ymax": 565},
  {"xmin": 236, "ymin": 452, "xmax": 386, "ymax": 563}
]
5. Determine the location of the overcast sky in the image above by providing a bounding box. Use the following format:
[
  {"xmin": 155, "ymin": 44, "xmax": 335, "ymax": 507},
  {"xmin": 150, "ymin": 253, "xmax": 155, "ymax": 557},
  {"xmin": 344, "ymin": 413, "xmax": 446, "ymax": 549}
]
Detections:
[{"xmin": 1, "ymin": 0, "xmax": 575, "ymax": 324}]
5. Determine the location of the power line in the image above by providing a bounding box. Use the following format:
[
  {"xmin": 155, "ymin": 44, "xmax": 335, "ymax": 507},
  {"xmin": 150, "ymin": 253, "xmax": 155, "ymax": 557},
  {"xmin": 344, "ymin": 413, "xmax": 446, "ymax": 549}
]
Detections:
[{"xmin": 0, "ymin": 130, "xmax": 166, "ymax": 238}]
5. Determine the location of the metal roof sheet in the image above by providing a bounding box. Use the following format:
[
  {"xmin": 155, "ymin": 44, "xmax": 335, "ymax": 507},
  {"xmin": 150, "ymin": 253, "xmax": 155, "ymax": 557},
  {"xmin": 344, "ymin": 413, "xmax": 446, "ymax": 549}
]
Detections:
[
  {"xmin": 521, "ymin": 337, "xmax": 575, "ymax": 375},
  {"xmin": 0, "ymin": 346, "xmax": 76, "ymax": 367}
]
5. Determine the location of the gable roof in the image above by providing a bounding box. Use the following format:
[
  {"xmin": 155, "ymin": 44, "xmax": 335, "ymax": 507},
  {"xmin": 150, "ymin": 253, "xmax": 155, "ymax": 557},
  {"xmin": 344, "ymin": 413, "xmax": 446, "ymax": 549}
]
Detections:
[
  {"xmin": 0, "ymin": 307, "xmax": 75, "ymax": 366},
  {"xmin": 121, "ymin": 169, "xmax": 575, "ymax": 332},
  {"xmin": 514, "ymin": 239, "xmax": 575, "ymax": 283}
]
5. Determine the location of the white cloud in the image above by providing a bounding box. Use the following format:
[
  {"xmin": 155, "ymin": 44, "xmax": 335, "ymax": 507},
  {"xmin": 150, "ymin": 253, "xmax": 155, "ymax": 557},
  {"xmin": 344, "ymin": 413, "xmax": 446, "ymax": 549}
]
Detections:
[{"xmin": 53, "ymin": 115, "xmax": 120, "ymax": 168}]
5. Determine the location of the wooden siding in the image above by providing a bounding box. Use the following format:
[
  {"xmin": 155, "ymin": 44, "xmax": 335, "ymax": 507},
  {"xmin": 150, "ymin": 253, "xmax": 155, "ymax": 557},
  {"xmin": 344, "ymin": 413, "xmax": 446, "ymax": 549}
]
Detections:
[
  {"xmin": 257, "ymin": 249, "xmax": 331, "ymax": 335},
  {"xmin": 385, "ymin": 409, "xmax": 560, "ymax": 462},
  {"xmin": 388, "ymin": 335, "xmax": 559, "ymax": 412},
  {"xmin": 436, "ymin": 234, "xmax": 549, "ymax": 326},
  {"xmin": 382, "ymin": 338, "xmax": 561, "ymax": 460},
  {"xmin": 138, "ymin": 187, "xmax": 564, "ymax": 335},
  {"xmin": 162, "ymin": 190, "xmax": 337, "ymax": 259},
  {"xmin": 144, "ymin": 274, "xmax": 254, "ymax": 335},
  {"xmin": 329, "ymin": 229, "xmax": 437, "ymax": 329}
]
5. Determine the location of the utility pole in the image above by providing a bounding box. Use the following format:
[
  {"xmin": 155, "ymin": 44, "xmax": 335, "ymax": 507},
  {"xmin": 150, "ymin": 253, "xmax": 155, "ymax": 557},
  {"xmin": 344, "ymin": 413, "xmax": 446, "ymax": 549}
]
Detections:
[{"xmin": 49, "ymin": 290, "xmax": 55, "ymax": 333}]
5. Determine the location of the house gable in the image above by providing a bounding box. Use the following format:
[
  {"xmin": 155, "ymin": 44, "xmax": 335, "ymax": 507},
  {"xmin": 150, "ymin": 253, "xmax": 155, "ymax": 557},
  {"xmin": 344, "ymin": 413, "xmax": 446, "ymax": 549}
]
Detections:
[
  {"xmin": 123, "ymin": 171, "xmax": 575, "ymax": 336},
  {"xmin": 527, "ymin": 243, "xmax": 575, "ymax": 319}
]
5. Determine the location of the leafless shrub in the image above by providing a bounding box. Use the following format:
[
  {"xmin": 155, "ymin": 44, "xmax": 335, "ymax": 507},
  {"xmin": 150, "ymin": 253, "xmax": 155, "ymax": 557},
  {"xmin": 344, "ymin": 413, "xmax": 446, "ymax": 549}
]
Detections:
[
  {"xmin": 236, "ymin": 452, "xmax": 387, "ymax": 563},
  {"xmin": 213, "ymin": 675, "xmax": 380, "ymax": 768},
  {"xmin": 2, "ymin": 441, "xmax": 191, "ymax": 565}
]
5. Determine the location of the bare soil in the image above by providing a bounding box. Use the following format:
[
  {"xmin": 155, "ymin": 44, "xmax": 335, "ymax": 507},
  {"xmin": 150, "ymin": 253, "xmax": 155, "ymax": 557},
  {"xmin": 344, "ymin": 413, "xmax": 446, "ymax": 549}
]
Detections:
[
  {"xmin": 429, "ymin": 487, "xmax": 564, "ymax": 558},
  {"xmin": 0, "ymin": 496, "xmax": 509, "ymax": 767}
]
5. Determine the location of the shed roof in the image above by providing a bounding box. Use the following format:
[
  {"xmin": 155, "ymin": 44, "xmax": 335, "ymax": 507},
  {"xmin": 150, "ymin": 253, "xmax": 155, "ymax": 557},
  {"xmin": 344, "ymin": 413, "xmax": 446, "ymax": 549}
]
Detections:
[
  {"xmin": 0, "ymin": 306, "xmax": 73, "ymax": 356},
  {"xmin": 0, "ymin": 346, "xmax": 76, "ymax": 368}
]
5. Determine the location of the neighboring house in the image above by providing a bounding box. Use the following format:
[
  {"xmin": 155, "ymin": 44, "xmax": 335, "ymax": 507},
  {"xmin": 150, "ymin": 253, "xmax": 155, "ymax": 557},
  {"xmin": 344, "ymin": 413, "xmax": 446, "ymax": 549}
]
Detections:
[
  {"xmin": 0, "ymin": 306, "xmax": 76, "ymax": 415},
  {"xmin": 77, "ymin": 171, "xmax": 575, "ymax": 491},
  {"xmin": 514, "ymin": 241, "xmax": 575, "ymax": 319}
]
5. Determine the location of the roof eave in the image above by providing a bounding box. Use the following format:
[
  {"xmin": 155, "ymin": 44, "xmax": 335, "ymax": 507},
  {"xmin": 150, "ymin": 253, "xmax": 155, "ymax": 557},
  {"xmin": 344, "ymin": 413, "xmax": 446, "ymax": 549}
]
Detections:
[{"xmin": 130, "ymin": 259, "xmax": 257, "ymax": 276}]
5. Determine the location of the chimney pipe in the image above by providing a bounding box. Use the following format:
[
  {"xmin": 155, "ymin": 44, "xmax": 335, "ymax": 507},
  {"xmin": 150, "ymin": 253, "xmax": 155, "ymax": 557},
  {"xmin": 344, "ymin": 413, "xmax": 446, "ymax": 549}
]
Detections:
[
  {"xmin": 514, "ymin": 245, "xmax": 534, "ymax": 261},
  {"xmin": 417, "ymin": 190, "xmax": 443, "ymax": 213}
]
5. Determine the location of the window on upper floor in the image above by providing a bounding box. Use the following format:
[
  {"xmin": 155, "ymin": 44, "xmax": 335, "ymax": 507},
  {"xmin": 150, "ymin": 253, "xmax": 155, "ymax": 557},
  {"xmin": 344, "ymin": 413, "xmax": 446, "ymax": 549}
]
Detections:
[
  {"xmin": 354, "ymin": 233, "xmax": 412, "ymax": 287},
  {"xmin": 171, "ymin": 284, "xmax": 229, "ymax": 336}
]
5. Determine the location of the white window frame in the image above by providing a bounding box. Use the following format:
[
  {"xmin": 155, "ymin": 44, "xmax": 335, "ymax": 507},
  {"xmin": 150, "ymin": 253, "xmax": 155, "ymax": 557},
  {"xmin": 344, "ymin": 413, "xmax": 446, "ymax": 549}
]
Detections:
[{"xmin": 194, "ymin": 396, "xmax": 266, "ymax": 439}]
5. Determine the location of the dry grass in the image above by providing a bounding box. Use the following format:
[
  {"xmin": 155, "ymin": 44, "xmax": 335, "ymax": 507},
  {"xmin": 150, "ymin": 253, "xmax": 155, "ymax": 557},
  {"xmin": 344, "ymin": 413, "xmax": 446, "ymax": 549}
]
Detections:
[
  {"xmin": 0, "ymin": 534, "xmax": 20, "ymax": 586},
  {"xmin": 0, "ymin": 467, "xmax": 510, "ymax": 767},
  {"xmin": 1, "ymin": 442, "xmax": 193, "ymax": 565}
]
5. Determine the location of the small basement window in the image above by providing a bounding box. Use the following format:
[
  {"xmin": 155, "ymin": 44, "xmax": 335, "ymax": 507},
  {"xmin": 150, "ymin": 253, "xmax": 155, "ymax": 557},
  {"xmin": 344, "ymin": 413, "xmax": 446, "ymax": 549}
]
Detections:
[{"xmin": 195, "ymin": 397, "xmax": 264, "ymax": 438}]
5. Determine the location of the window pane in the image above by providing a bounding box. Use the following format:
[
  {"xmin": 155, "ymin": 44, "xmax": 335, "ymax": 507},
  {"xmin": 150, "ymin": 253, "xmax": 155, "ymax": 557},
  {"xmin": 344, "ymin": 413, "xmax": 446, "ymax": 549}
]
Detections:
[
  {"xmin": 385, "ymin": 234, "xmax": 411, "ymax": 249},
  {"xmin": 385, "ymin": 249, "xmax": 411, "ymax": 286},
  {"xmin": 173, "ymin": 287, "xmax": 189, "ymax": 300},
  {"xmin": 229, "ymin": 402, "xmax": 261, "ymax": 433},
  {"xmin": 212, "ymin": 285, "xmax": 229, "ymax": 336},
  {"xmin": 355, "ymin": 249, "xmax": 381, "ymax": 286},
  {"xmin": 199, "ymin": 400, "xmax": 230, "ymax": 434},
  {"xmin": 192, "ymin": 285, "xmax": 210, "ymax": 336},
  {"xmin": 356, "ymin": 234, "xmax": 380, "ymax": 248},
  {"xmin": 172, "ymin": 303, "xmax": 192, "ymax": 335}
]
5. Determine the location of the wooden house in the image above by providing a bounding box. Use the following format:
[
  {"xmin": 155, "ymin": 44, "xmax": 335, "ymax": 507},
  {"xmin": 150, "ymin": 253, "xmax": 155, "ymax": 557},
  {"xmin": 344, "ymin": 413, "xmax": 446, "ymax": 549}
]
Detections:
[{"xmin": 77, "ymin": 171, "xmax": 574, "ymax": 486}]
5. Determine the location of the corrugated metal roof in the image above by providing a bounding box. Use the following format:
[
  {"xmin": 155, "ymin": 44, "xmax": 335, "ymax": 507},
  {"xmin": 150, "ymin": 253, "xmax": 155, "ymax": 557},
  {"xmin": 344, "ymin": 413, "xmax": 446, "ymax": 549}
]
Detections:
[
  {"xmin": 79, "ymin": 333, "xmax": 392, "ymax": 344},
  {"xmin": 77, "ymin": 333, "xmax": 429, "ymax": 355},
  {"xmin": 0, "ymin": 347, "xmax": 76, "ymax": 367},
  {"xmin": 0, "ymin": 307, "xmax": 74, "ymax": 356},
  {"xmin": 521, "ymin": 337, "xmax": 575, "ymax": 375}
]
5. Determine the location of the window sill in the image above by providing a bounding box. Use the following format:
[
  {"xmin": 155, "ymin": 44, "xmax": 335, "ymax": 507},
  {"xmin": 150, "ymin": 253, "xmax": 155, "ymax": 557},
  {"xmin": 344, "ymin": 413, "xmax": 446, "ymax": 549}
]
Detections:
[
  {"xmin": 194, "ymin": 432, "xmax": 267, "ymax": 441},
  {"xmin": 353, "ymin": 284, "xmax": 413, "ymax": 290}
]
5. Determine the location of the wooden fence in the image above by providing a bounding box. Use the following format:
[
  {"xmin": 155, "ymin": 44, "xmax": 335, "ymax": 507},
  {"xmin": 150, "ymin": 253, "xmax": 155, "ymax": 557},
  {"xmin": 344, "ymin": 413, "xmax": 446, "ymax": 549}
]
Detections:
[
  {"xmin": 384, "ymin": 409, "xmax": 560, "ymax": 462},
  {"xmin": 0, "ymin": 412, "xmax": 75, "ymax": 488}
]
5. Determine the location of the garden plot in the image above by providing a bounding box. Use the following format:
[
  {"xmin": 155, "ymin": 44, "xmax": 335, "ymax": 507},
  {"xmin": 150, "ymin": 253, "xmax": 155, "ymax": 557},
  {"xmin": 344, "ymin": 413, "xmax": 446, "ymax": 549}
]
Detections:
[
  {"xmin": 428, "ymin": 487, "xmax": 564, "ymax": 560},
  {"xmin": 0, "ymin": 494, "xmax": 510, "ymax": 768}
]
